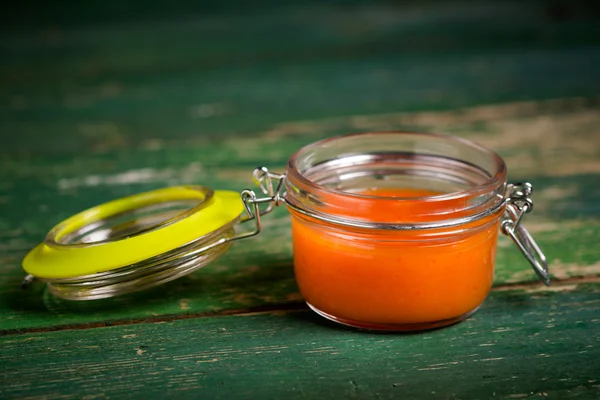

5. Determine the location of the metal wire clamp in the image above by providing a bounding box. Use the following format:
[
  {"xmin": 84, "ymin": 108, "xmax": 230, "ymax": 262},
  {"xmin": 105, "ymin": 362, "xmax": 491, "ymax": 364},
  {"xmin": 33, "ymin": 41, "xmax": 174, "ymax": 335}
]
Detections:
[
  {"xmin": 233, "ymin": 167, "xmax": 287, "ymax": 241},
  {"xmin": 501, "ymin": 182, "xmax": 550, "ymax": 285}
]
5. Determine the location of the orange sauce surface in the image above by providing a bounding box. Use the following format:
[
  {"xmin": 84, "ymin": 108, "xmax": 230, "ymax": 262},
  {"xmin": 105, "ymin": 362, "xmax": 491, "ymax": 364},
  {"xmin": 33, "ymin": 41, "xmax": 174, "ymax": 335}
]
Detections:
[{"xmin": 291, "ymin": 188, "xmax": 499, "ymax": 328}]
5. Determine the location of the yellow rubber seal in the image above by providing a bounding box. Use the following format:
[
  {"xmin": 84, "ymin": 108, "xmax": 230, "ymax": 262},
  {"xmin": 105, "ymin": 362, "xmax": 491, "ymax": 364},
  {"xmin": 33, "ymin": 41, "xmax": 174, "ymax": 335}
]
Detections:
[{"xmin": 23, "ymin": 186, "xmax": 244, "ymax": 279}]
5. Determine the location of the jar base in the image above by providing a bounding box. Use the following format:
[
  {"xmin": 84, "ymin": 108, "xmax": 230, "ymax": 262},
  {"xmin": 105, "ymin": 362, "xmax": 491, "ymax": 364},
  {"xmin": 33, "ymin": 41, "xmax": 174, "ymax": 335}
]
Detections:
[{"xmin": 306, "ymin": 302, "xmax": 480, "ymax": 332}]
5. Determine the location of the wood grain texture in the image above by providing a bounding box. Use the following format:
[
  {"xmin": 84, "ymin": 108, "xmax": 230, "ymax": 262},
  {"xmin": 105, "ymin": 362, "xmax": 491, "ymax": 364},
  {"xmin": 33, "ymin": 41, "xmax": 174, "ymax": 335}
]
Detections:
[
  {"xmin": 1, "ymin": 283, "xmax": 599, "ymax": 399},
  {"xmin": 2, "ymin": 2, "xmax": 600, "ymax": 153},
  {"xmin": 1, "ymin": 2, "xmax": 600, "ymax": 397}
]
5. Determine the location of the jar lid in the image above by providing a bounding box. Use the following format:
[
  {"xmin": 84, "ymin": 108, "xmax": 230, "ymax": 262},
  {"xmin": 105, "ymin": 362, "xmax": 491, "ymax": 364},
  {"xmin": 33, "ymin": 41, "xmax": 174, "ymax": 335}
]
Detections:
[
  {"xmin": 23, "ymin": 186, "xmax": 245, "ymax": 280},
  {"xmin": 21, "ymin": 167, "xmax": 286, "ymax": 300}
]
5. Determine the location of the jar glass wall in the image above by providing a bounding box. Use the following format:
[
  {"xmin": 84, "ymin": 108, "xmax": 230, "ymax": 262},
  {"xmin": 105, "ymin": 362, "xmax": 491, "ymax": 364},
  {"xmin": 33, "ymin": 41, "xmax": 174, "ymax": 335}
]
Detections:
[{"xmin": 284, "ymin": 132, "xmax": 508, "ymax": 331}]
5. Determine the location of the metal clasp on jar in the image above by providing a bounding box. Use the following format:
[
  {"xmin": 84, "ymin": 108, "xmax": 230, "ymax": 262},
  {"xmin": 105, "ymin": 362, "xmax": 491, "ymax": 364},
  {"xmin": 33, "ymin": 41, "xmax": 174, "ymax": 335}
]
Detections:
[
  {"xmin": 501, "ymin": 183, "xmax": 550, "ymax": 285},
  {"xmin": 233, "ymin": 167, "xmax": 287, "ymax": 240}
]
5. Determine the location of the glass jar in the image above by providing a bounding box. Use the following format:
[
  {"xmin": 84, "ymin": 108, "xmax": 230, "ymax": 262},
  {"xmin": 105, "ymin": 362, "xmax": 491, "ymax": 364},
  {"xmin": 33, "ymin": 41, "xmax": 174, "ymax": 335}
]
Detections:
[
  {"xmin": 22, "ymin": 131, "xmax": 548, "ymax": 331},
  {"xmin": 281, "ymin": 131, "xmax": 547, "ymax": 331}
]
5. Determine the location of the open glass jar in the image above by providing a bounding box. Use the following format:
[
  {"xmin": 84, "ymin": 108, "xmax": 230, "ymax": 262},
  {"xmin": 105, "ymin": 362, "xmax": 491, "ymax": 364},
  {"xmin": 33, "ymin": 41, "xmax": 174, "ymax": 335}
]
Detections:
[{"xmin": 22, "ymin": 131, "xmax": 549, "ymax": 331}]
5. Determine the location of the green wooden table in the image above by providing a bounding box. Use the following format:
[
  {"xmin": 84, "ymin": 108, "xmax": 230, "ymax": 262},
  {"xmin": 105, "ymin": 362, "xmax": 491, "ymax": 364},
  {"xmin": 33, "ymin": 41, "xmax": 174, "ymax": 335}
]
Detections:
[{"xmin": 1, "ymin": 1, "xmax": 600, "ymax": 398}]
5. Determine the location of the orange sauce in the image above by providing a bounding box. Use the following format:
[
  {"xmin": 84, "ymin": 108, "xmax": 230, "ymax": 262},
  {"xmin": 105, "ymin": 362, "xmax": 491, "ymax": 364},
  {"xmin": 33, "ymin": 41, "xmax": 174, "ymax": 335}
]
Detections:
[{"xmin": 291, "ymin": 188, "xmax": 499, "ymax": 329}]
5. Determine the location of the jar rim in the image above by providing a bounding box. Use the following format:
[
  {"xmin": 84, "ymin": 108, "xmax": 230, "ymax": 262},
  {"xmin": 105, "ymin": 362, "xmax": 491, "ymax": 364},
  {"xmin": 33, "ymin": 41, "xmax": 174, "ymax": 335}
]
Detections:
[{"xmin": 287, "ymin": 130, "xmax": 507, "ymax": 202}]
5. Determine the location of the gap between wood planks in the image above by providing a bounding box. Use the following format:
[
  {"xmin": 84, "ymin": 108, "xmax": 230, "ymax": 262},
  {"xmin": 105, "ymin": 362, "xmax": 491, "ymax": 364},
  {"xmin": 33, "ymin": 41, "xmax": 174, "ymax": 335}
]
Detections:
[{"xmin": 2, "ymin": 275, "xmax": 599, "ymax": 337}]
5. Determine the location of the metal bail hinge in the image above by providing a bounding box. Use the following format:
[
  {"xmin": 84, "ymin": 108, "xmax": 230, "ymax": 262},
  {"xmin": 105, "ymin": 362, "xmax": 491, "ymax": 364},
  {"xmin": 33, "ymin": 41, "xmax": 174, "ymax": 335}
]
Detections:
[
  {"xmin": 232, "ymin": 167, "xmax": 286, "ymax": 241},
  {"xmin": 501, "ymin": 182, "xmax": 550, "ymax": 286}
]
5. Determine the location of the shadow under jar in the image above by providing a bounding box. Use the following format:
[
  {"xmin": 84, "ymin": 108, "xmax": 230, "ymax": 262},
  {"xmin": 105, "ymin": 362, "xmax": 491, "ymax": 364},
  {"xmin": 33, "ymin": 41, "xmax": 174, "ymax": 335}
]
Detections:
[{"xmin": 283, "ymin": 131, "xmax": 519, "ymax": 331}]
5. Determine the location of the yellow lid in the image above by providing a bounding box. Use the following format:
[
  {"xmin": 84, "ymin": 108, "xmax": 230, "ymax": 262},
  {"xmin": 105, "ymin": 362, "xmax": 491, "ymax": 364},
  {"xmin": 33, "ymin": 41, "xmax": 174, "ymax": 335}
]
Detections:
[{"xmin": 23, "ymin": 186, "xmax": 245, "ymax": 279}]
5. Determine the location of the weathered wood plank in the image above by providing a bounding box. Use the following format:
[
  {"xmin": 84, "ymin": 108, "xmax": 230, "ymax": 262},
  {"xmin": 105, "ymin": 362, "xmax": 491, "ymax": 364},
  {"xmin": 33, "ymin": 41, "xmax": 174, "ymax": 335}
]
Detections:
[
  {"xmin": 2, "ymin": 2, "xmax": 600, "ymax": 154},
  {"xmin": 1, "ymin": 283, "xmax": 599, "ymax": 399}
]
